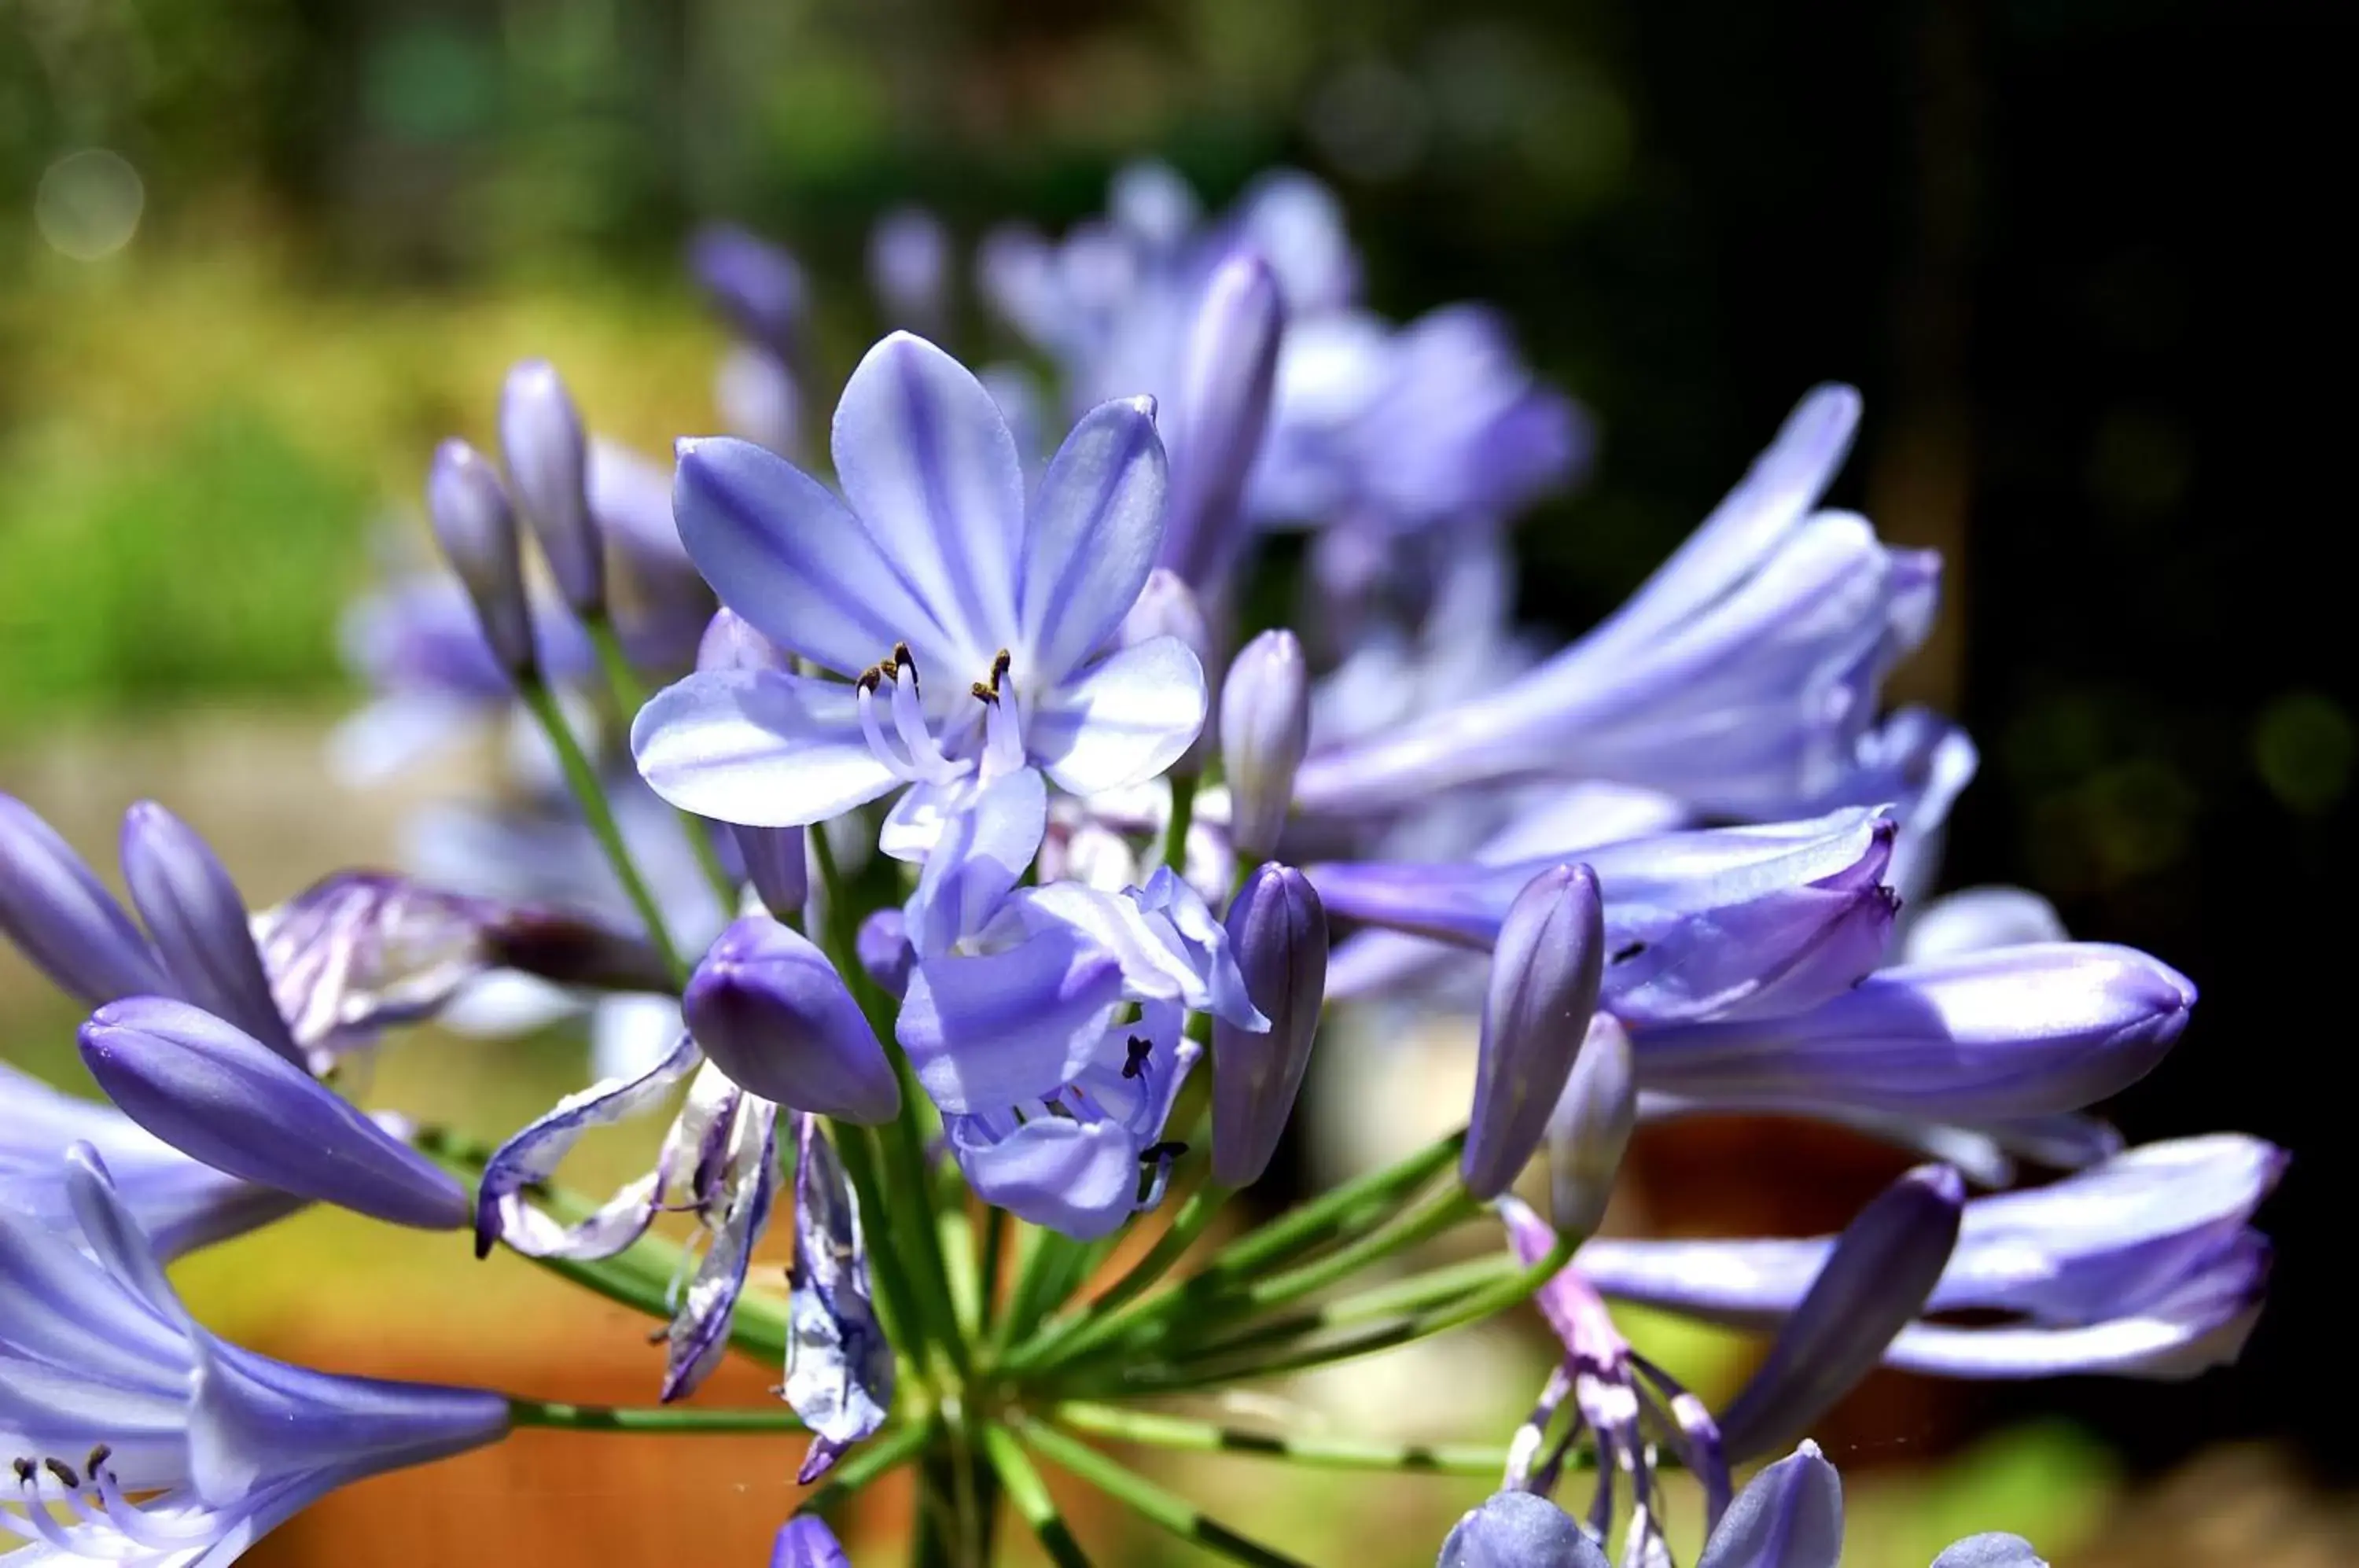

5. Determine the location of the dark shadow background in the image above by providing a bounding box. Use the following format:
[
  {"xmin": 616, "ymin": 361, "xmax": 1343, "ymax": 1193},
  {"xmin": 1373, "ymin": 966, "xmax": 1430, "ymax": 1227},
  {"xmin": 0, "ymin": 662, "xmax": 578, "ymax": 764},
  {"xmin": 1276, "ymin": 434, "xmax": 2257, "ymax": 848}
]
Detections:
[{"xmin": 5, "ymin": 0, "xmax": 2346, "ymax": 1496}]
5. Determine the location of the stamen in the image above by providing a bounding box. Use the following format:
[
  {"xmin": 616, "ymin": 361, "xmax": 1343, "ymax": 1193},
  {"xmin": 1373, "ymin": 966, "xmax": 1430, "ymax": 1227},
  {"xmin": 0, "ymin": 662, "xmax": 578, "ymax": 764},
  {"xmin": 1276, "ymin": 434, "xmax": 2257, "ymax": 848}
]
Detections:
[
  {"xmin": 889, "ymin": 664, "xmax": 962, "ymax": 784},
  {"xmin": 856, "ymin": 683, "xmax": 921, "ymax": 782},
  {"xmin": 1121, "ymin": 1035, "xmax": 1154, "ymax": 1079},
  {"xmin": 970, "ymin": 681, "xmax": 998, "ymax": 706},
  {"xmin": 42, "ymin": 1461, "xmax": 78, "ymax": 1492},
  {"xmin": 893, "ymin": 642, "xmax": 918, "ymax": 694},
  {"xmin": 92, "ymin": 1463, "xmax": 229, "ymax": 1548}
]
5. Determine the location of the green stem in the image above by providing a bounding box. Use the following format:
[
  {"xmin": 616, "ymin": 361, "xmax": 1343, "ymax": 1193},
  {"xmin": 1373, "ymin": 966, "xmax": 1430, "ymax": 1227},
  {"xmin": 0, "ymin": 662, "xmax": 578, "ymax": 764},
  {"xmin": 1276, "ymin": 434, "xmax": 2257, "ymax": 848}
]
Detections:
[
  {"xmin": 506, "ymin": 1399, "xmax": 804, "ymax": 1433},
  {"xmin": 1161, "ymin": 1252, "xmax": 1518, "ymax": 1367},
  {"xmin": 830, "ymin": 1122, "xmax": 927, "ymax": 1366},
  {"xmin": 585, "ymin": 617, "xmax": 738, "ymax": 911},
  {"xmin": 1016, "ymin": 1419, "xmax": 1311, "ymax": 1568},
  {"xmin": 1048, "ymin": 1403, "xmax": 1508, "ymax": 1477},
  {"xmin": 1224, "ymin": 1185, "xmax": 1480, "ymax": 1320},
  {"xmin": 1087, "ymin": 1233, "xmax": 1579, "ymax": 1396},
  {"xmin": 1048, "ymin": 1131, "xmax": 1467, "ymax": 1367},
  {"xmin": 977, "ymin": 1205, "xmax": 1009, "ymax": 1332},
  {"xmin": 1161, "ymin": 771, "xmax": 1198, "ymax": 871},
  {"xmin": 981, "ymin": 1423, "xmax": 1093, "ymax": 1568},
  {"xmin": 1002, "ymin": 1180, "xmax": 1232, "ymax": 1374},
  {"xmin": 517, "ymin": 680, "xmax": 687, "ymax": 984}
]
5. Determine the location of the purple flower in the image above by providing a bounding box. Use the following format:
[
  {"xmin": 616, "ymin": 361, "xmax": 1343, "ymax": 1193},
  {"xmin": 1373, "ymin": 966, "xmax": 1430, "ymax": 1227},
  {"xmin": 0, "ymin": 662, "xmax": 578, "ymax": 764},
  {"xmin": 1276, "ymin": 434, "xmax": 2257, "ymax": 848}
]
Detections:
[
  {"xmin": 870, "ymin": 204, "xmax": 953, "ymax": 338},
  {"xmin": 683, "ymin": 915, "xmax": 901, "ymax": 1123},
  {"xmin": 1210, "ymin": 864, "xmax": 1328, "ymax": 1187},
  {"xmin": 498, "ymin": 359, "xmax": 602, "ymax": 618},
  {"xmin": 1438, "ymin": 1491, "xmax": 1607, "ymax": 1568},
  {"xmin": 772, "ymin": 1515, "xmax": 856, "ymax": 1568},
  {"xmin": 691, "ymin": 224, "xmax": 808, "ymax": 355},
  {"xmin": 631, "ymin": 334, "xmax": 1206, "ymax": 868},
  {"xmin": 1627, "ymin": 941, "xmax": 2197, "ymax": 1120},
  {"xmin": 1463, "ymin": 866, "xmax": 1606, "ymax": 1198},
  {"xmin": 1572, "ymin": 1135, "xmax": 2282, "ymax": 1380},
  {"xmin": 426, "ymin": 438, "xmax": 534, "ymax": 678},
  {"xmin": 0, "ymin": 1062, "xmax": 300, "ymax": 1261},
  {"xmin": 0, "ymin": 1145, "xmax": 509, "ymax": 1562},
  {"xmin": 79, "ymin": 997, "xmax": 469, "ymax": 1232},
  {"xmin": 1546, "ymin": 1014, "xmax": 1636, "ymax": 1237},
  {"xmin": 1, "ymin": 792, "xmax": 173, "ymax": 1007},
  {"xmin": 1220, "ymin": 629, "xmax": 1312, "ymax": 861},
  {"xmin": 1157, "ymin": 249, "xmax": 1284, "ymax": 591},
  {"xmin": 474, "ymin": 1039, "xmax": 782, "ymax": 1401},
  {"xmin": 1294, "ymin": 386, "xmax": 1934, "ymax": 819},
  {"xmin": 942, "ymin": 1003, "xmax": 1202, "ymax": 1240},
  {"xmin": 1312, "ymin": 807, "xmax": 1898, "ymax": 1025},
  {"xmin": 785, "ymin": 1117, "xmax": 894, "ymax": 1482}
]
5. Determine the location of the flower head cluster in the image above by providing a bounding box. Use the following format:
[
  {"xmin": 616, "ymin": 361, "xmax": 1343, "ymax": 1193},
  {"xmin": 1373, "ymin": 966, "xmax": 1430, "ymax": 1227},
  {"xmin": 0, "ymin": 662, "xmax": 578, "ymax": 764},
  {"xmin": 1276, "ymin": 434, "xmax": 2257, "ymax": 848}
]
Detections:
[{"xmin": 0, "ymin": 165, "xmax": 2273, "ymax": 1568}]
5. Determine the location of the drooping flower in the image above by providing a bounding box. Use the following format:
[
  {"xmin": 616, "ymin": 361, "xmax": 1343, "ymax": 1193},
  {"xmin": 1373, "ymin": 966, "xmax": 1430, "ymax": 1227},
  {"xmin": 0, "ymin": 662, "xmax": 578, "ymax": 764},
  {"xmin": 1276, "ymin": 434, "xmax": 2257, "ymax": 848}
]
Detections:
[
  {"xmin": 0, "ymin": 1062, "xmax": 300, "ymax": 1261},
  {"xmin": 631, "ymin": 333, "xmax": 1206, "ymax": 882},
  {"xmin": 0, "ymin": 1145, "xmax": 510, "ymax": 1565},
  {"xmin": 1572, "ymin": 1134, "xmax": 2282, "ymax": 1380},
  {"xmin": 784, "ymin": 1117, "xmax": 894, "ymax": 1482},
  {"xmin": 1294, "ymin": 385, "xmax": 1935, "ymax": 821}
]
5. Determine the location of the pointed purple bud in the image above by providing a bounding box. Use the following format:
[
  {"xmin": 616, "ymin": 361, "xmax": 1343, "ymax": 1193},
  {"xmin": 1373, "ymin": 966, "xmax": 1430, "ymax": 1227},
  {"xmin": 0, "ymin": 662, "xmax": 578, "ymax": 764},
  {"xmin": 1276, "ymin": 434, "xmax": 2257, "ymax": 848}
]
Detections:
[
  {"xmin": 425, "ymin": 438, "xmax": 535, "ymax": 678},
  {"xmin": 1632, "ymin": 943, "xmax": 2197, "ymax": 1120},
  {"xmin": 731, "ymin": 824, "xmax": 808, "ymax": 922},
  {"xmin": 79, "ymin": 997, "xmax": 469, "ymax": 1230},
  {"xmin": 1930, "ymin": 1535, "xmax": 2048, "ymax": 1568},
  {"xmin": 0, "ymin": 791, "xmax": 170, "ymax": 1003},
  {"xmin": 1717, "ymin": 1165, "xmax": 1967, "ymax": 1461},
  {"xmin": 869, "ymin": 204, "xmax": 953, "ymax": 336},
  {"xmin": 1437, "ymin": 1491, "xmax": 1609, "ymax": 1568},
  {"xmin": 1211, "ymin": 864, "xmax": 1327, "ymax": 1187},
  {"xmin": 118, "ymin": 801, "xmax": 303, "ymax": 1065},
  {"xmin": 773, "ymin": 1517, "xmax": 855, "ymax": 1568},
  {"xmin": 682, "ymin": 916, "xmax": 900, "ymax": 1123},
  {"xmin": 1695, "ymin": 1441, "xmax": 1845, "ymax": 1568},
  {"xmin": 1160, "ymin": 249, "xmax": 1285, "ymax": 591},
  {"xmin": 1547, "ymin": 1012, "xmax": 1636, "ymax": 1237},
  {"xmin": 1463, "ymin": 864, "xmax": 1606, "ymax": 1198},
  {"xmin": 499, "ymin": 359, "xmax": 603, "ymax": 617},
  {"xmin": 1221, "ymin": 629, "xmax": 1311, "ymax": 861},
  {"xmin": 690, "ymin": 224, "xmax": 808, "ymax": 351},
  {"xmin": 856, "ymin": 907, "xmax": 916, "ymax": 1000}
]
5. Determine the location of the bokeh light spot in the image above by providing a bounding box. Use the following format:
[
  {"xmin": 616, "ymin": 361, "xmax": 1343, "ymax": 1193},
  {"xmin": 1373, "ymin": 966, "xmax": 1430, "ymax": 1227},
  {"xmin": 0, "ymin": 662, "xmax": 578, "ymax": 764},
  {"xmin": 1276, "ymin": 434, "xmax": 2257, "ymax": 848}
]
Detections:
[
  {"xmin": 2254, "ymin": 690, "xmax": 2354, "ymax": 815},
  {"xmin": 34, "ymin": 149, "xmax": 145, "ymax": 260}
]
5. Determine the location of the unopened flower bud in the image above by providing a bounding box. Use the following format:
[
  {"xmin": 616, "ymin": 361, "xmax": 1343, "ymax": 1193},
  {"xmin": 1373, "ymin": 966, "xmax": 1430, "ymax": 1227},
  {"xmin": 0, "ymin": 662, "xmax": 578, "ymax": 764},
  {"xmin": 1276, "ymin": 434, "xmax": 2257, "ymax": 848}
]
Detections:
[
  {"xmin": 79, "ymin": 997, "xmax": 469, "ymax": 1231},
  {"xmin": 1220, "ymin": 628, "xmax": 1310, "ymax": 861},
  {"xmin": 1212, "ymin": 864, "xmax": 1328, "ymax": 1187},
  {"xmin": 0, "ymin": 792, "xmax": 170, "ymax": 1003},
  {"xmin": 119, "ymin": 801, "xmax": 301, "ymax": 1062},
  {"xmin": 683, "ymin": 916, "xmax": 900, "ymax": 1122},
  {"xmin": 426, "ymin": 439, "xmax": 535, "ymax": 677},
  {"xmin": 1161, "ymin": 249, "xmax": 1284, "ymax": 591},
  {"xmin": 1546, "ymin": 1011, "xmax": 1635, "ymax": 1238},
  {"xmin": 499, "ymin": 359, "xmax": 602, "ymax": 617},
  {"xmin": 1437, "ymin": 1491, "xmax": 1603, "ymax": 1568},
  {"xmin": 1463, "ymin": 863, "xmax": 1606, "ymax": 1198}
]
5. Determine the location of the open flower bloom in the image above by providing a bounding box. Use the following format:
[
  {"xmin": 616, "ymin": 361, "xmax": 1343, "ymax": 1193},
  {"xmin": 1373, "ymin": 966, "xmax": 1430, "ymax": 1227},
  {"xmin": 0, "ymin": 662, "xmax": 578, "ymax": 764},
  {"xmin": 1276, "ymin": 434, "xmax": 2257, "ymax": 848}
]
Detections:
[
  {"xmin": 0, "ymin": 1064, "xmax": 300, "ymax": 1262},
  {"xmin": 1294, "ymin": 385, "xmax": 1937, "ymax": 821},
  {"xmin": 632, "ymin": 333, "xmax": 1207, "ymax": 882},
  {"xmin": 1573, "ymin": 1135, "xmax": 2283, "ymax": 1379},
  {"xmin": 1312, "ymin": 806, "xmax": 1899, "ymax": 1025},
  {"xmin": 1, "ymin": 1146, "xmax": 509, "ymax": 1566}
]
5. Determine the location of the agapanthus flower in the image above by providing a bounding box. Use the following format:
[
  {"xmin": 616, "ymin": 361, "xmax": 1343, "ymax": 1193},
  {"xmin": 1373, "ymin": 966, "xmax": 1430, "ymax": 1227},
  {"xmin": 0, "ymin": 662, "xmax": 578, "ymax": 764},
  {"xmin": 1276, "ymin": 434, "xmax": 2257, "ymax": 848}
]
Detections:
[
  {"xmin": 0, "ymin": 1063, "xmax": 300, "ymax": 1261},
  {"xmin": 980, "ymin": 163, "xmax": 1584, "ymax": 568},
  {"xmin": 631, "ymin": 333, "xmax": 1207, "ymax": 886},
  {"xmin": 1, "ymin": 1145, "xmax": 509, "ymax": 1566},
  {"xmin": 1441, "ymin": 1443, "xmax": 2047, "ymax": 1567},
  {"xmin": 1293, "ymin": 385, "xmax": 1937, "ymax": 821},
  {"xmin": 1572, "ymin": 1133, "xmax": 2282, "ymax": 1380},
  {"xmin": 1312, "ymin": 806, "xmax": 1901, "ymax": 1025}
]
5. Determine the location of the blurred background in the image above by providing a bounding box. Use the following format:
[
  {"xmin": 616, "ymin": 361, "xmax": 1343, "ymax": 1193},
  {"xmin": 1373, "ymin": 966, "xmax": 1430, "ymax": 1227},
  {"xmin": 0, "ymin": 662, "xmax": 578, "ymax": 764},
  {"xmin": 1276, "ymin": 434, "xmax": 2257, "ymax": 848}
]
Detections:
[{"xmin": 2, "ymin": 0, "xmax": 2347, "ymax": 1562}]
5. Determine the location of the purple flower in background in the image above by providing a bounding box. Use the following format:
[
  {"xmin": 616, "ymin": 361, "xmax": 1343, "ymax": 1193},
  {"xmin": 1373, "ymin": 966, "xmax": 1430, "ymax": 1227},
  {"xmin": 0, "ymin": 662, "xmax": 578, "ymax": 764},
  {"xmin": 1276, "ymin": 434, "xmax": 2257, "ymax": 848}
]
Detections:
[
  {"xmin": 870, "ymin": 204, "xmax": 954, "ymax": 337},
  {"xmin": 1573, "ymin": 1134, "xmax": 2282, "ymax": 1380},
  {"xmin": 772, "ymin": 1515, "xmax": 856, "ymax": 1568},
  {"xmin": 691, "ymin": 224, "xmax": 809, "ymax": 356},
  {"xmin": 1294, "ymin": 385, "xmax": 1935, "ymax": 821},
  {"xmin": 785, "ymin": 1117, "xmax": 894, "ymax": 1482},
  {"xmin": 0, "ymin": 1062, "xmax": 301, "ymax": 1261},
  {"xmin": 0, "ymin": 1146, "xmax": 509, "ymax": 1563},
  {"xmin": 632, "ymin": 334, "xmax": 1206, "ymax": 871},
  {"xmin": 1312, "ymin": 806, "xmax": 1899, "ymax": 1025}
]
